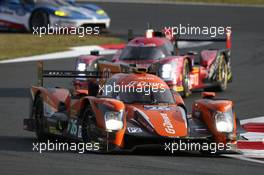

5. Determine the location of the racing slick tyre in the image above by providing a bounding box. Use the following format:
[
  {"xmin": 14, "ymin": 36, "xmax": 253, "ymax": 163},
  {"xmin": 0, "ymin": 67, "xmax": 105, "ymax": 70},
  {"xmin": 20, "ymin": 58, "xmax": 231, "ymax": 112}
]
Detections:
[
  {"xmin": 81, "ymin": 106, "xmax": 113, "ymax": 153},
  {"xmin": 30, "ymin": 10, "xmax": 50, "ymax": 32},
  {"xmin": 182, "ymin": 59, "xmax": 192, "ymax": 98},
  {"xmin": 33, "ymin": 96, "xmax": 47, "ymax": 141},
  {"xmin": 81, "ymin": 106, "xmax": 94, "ymax": 143},
  {"xmin": 205, "ymin": 55, "xmax": 228, "ymax": 92},
  {"xmin": 216, "ymin": 55, "xmax": 228, "ymax": 91}
]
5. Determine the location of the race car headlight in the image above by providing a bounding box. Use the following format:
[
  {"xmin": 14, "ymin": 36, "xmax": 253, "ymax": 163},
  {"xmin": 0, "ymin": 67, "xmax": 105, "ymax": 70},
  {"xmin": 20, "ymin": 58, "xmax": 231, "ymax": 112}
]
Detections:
[
  {"xmin": 104, "ymin": 110, "xmax": 124, "ymax": 131},
  {"xmin": 77, "ymin": 63, "xmax": 86, "ymax": 72},
  {"xmin": 215, "ymin": 110, "xmax": 234, "ymax": 133},
  {"xmin": 161, "ymin": 64, "xmax": 173, "ymax": 79},
  {"xmin": 55, "ymin": 10, "xmax": 69, "ymax": 17},
  {"xmin": 96, "ymin": 9, "xmax": 106, "ymax": 16}
]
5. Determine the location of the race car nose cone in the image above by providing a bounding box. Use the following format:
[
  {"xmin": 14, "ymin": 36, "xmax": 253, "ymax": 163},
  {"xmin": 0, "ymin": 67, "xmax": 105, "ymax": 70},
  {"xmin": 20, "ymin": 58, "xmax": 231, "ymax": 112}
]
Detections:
[{"xmin": 135, "ymin": 107, "xmax": 188, "ymax": 137}]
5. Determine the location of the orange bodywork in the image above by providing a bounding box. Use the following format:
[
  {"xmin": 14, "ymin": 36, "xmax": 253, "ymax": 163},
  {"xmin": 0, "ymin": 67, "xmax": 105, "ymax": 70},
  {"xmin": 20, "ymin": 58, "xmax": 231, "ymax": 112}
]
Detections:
[
  {"xmin": 126, "ymin": 104, "xmax": 188, "ymax": 137},
  {"xmin": 31, "ymin": 86, "xmax": 71, "ymax": 113},
  {"xmin": 87, "ymin": 97, "xmax": 126, "ymax": 147},
  {"xmin": 29, "ymin": 71, "xmax": 237, "ymax": 150},
  {"xmin": 192, "ymin": 99, "xmax": 237, "ymax": 144},
  {"xmin": 96, "ymin": 73, "xmax": 189, "ymax": 147}
]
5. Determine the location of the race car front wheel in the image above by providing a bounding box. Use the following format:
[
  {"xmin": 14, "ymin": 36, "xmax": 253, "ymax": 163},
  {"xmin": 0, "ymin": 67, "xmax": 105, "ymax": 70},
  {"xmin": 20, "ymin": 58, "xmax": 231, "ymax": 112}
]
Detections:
[
  {"xmin": 30, "ymin": 11, "xmax": 50, "ymax": 32},
  {"xmin": 33, "ymin": 96, "xmax": 47, "ymax": 141},
  {"xmin": 81, "ymin": 106, "xmax": 113, "ymax": 153},
  {"xmin": 182, "ymin": 59, "xmax": 192, "ymax": 98},
  {"xmin": 81, "ymin": 106, "xmax": 95, "ymax": 143}
]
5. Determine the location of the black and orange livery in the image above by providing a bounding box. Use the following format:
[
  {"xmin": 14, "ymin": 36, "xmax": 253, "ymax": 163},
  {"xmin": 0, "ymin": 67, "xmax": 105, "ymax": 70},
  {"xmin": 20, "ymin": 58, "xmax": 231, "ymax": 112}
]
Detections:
[{"xmin": 24, "ymin": 61, "xmax": 239, "ymax": 152}]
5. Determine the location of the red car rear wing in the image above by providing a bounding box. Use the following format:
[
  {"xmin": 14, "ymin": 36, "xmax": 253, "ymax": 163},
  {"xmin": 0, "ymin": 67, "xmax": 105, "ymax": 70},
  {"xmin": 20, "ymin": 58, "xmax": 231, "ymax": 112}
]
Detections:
[
  {"xmin": 129, "ymin": 28, "xmax": 231, "ymax": 55},
  {"xmin": 161, "ymin": 27, "xmax": 232, "ymax": 49},
  {"xmin": 174, "ymin": 33, "xmax": 231, "ymax": 49},
  {"xmin": 166, "ymin": 30, "xmax": 231, "ymax": 55}
]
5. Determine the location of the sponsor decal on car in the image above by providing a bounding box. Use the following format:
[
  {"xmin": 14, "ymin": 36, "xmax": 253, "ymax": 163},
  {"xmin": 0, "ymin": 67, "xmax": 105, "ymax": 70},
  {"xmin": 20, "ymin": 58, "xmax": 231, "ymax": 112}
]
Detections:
[
  {"xmin": 161, "ymin": 113, "xmax": 175, "ymax": 134},
  {"xmin": 144, "ymin": 106, "xmax": 171, "ymax": 111},
  {"xmin": 67, "ymin": 119, "xmax": 78, "ymax": 136},
  {"xmin": 127, "ymin": 127, "xmax": 143, "ymax": 133}
]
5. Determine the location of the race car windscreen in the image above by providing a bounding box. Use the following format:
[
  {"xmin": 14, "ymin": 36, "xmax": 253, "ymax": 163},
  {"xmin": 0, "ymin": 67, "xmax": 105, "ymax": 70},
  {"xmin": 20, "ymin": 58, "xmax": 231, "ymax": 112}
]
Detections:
[
  {"xmin": 116, "ymin": 89, "xmax": 175, "ymax": 104},
  {"xmin": 119, "ymin": 46, "xmax": 168, "ymax": 60}
]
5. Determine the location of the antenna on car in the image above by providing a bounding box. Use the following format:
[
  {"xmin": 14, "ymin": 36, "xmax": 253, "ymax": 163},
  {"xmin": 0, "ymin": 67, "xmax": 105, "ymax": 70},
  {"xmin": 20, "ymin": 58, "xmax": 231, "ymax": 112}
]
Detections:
[{"xmin": 147, "ymin": 22, "xmax": 151, "ymax": 29}]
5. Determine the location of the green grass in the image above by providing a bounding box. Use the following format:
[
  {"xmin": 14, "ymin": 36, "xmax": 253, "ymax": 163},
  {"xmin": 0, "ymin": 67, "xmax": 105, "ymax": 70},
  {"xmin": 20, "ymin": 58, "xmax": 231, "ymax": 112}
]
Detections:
[
  {"xmin": 0, "ymin": 34, "xmax": 124, "ymax": 60},
  {"xmin": 164, "ymin": 0, "xmax": 264, "ymax": 5}
]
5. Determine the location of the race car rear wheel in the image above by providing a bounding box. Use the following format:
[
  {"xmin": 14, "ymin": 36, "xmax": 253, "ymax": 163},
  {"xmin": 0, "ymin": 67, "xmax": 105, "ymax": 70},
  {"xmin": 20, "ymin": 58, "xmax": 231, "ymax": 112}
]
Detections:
[
  {"xmin": 30, "ymin": 11, "xmax": 50, "ymax": 32},
  {"xmin": 216, "ymin": 55, "xmax": 228, "ymax": 91},
  {"xmin": 206, "ymin": 55, "xmax": 228, "ymax": 92},
  {"xmin": 33, "ymin": 96, "xmax": 47, "ymax": 141},
  {"xmin": 182, "ymin": 59, "xmax": 192, "ymax": 98},
  {"xmin": 205, "ymin": 54, "xmax": 228, "ymax": 92}
]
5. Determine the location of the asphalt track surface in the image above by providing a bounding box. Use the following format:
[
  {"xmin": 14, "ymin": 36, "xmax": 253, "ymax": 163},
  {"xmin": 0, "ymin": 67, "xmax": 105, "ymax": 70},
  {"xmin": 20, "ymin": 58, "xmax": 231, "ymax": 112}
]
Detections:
[{"xmin": 1, "ymin": 2, "xmax": 264, "ymax": 175}]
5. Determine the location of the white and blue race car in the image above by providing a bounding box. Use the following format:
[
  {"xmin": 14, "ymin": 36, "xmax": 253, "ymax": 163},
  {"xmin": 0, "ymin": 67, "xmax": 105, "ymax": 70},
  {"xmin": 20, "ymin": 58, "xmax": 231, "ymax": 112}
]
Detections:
[{"xmin": 0, "ymin": 0, "xmax": 111, "ymax": 32}]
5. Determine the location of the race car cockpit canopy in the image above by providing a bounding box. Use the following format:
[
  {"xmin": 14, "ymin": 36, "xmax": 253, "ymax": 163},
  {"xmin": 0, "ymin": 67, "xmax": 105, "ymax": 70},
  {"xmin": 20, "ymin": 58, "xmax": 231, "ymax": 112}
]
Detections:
[
  {"xmin": 101, "ymin": 73, "xmax": 175, "ymax": 104},
  {"xmin": 119, "ymin": 37, "xmax": 174, "ymax": 61}
]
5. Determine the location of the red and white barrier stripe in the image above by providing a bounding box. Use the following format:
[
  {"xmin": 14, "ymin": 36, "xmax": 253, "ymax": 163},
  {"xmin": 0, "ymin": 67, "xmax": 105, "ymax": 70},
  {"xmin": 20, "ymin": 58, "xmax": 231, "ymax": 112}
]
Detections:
[{"xmin": 238, "ymin": 116, "xmax": 264, "ymax": 158}]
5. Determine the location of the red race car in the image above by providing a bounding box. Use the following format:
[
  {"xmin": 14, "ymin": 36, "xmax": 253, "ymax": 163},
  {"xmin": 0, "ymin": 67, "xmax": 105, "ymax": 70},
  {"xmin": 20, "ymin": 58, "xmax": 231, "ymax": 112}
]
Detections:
[{"xmin": 74, "ymin": 29, "xmax": 232, "ymax": 97}]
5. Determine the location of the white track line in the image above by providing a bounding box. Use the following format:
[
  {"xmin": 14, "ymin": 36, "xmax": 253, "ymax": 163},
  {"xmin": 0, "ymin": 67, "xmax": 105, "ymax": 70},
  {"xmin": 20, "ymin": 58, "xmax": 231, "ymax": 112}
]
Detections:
[
  {"xmin": 223, "ymin": 154, "xmax": 264, "ymax": 164},
  {"xmin": 0, "ymin": 41, "xmax": 211, "ymax": 64},
  {"xmin": 79, "ymin": 0, "xmax": 264, "ymax": 8},
  {"xmin": 0, "ymin": 46, "xmax": 117, "ymax": 64},
  {"xmin": 238, "ymin": 149, "xmax": 264, "ymax": 156}
]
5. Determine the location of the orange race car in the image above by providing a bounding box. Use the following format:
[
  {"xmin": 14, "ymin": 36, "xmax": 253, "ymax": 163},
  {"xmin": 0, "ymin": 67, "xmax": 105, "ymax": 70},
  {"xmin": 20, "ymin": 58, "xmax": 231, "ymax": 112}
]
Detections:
[{"xmin": 23, "ymin": 61, "xmax": 240, "ymax": 153}]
